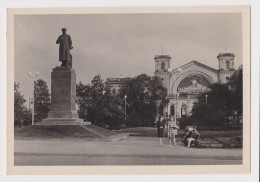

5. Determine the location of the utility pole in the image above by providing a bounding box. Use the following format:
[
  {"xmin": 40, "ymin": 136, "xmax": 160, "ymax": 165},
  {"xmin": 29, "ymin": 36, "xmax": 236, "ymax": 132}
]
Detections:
[
  {"xmin": 124, "ymin": 95, "xmax": 127, "ymax": 128},
  {"xmin": 28, "ymin": 71, "xmax": 40, "ymax": 125},
  {"xmin": 175, "ymin": 93, "xmax": 179, "ymax": 123}
]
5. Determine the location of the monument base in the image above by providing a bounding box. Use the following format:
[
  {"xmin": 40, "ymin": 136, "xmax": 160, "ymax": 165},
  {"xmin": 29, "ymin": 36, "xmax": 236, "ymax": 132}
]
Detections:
[
  {"xmin": 37, "ymin": 118, "xmax": 91, "ymax": 125},
  {"xmin": 48, "ymin": 110, "xmax": 79, "ymax": 118}
]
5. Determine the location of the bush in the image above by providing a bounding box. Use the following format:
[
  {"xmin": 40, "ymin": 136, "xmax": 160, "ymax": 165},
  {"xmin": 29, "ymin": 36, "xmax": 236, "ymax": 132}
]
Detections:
[
  {"xmin": 179, "ymin": 117, "xmax": 193, "ymax": 130},
  {"xmin": 22, "ymin": 110, "xmax": 32, "ymax": 126},
  {"xmin": 178, "ymin": 110, "xmax": 230, "ymax": 131}
]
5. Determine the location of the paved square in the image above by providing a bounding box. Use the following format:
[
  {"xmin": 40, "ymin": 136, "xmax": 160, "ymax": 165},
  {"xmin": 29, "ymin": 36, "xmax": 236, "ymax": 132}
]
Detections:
[{"xmin": 14, "ymin": 136, "xmax": 242, "ymax": 165}]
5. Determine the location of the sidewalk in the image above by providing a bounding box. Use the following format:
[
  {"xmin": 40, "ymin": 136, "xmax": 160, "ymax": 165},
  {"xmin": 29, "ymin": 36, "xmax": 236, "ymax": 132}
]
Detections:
[{"xmin": 14, "ymin": 136, "xmax": 242, "ymax": 165}]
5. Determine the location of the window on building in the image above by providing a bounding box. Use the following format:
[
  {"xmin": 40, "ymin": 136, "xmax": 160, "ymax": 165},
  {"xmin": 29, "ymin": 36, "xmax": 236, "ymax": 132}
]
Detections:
[
  {"xmin": 161, "ymin": 62, "xmax": 165, "ymax": 70},
  {"xmin": 225, "ymin": 61, "xmax": 229, "ymax": 69}
]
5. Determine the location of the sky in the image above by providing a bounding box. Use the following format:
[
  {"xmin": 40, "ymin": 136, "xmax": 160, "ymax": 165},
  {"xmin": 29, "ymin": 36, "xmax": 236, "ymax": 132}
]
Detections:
[{"xmin": 14, "ymin": 13, "xmax": 242, "ymax": 103}]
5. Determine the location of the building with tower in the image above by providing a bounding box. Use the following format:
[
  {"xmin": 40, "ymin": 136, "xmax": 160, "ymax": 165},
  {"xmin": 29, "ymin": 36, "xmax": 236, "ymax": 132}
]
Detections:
[
  {"xmin": 154, "ymin": 53, "xmax": 236, "ymax": 118},
  {"xmin": 106, "ymin": 52, "xmax": 236, "ymax": 119}
]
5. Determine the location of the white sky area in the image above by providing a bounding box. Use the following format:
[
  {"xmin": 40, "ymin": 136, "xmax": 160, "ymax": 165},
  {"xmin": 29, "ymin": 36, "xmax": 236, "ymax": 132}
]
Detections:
[{"xmin": 14, "ymin": 13, "xmax": 242, "ymax": 103}]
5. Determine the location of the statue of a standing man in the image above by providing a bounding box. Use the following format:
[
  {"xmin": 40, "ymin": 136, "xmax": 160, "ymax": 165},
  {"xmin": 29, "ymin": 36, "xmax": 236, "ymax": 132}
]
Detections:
[{"xmin": 56, "ymin": 28, "xmax": 73, "ymax": 67}]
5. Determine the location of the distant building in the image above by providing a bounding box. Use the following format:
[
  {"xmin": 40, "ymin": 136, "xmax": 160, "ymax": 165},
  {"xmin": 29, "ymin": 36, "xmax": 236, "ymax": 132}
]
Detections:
[
  {"xmin": 154, "ymin": 53, "xmax": 235, "ymax": 118},
  {"xmin": 106, "ymin": 52, "xmax": 236, "ymax": 118},
  {"xmin": 105, "ymin": 77, "xmax": 133, "ymax": 95}
]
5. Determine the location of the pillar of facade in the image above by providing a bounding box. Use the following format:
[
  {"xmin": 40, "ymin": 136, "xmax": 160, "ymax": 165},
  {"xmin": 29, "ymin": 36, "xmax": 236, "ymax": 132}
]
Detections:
[{"xmin": 167, "ymin": 103, "xmax": 171, "ymax": 118}]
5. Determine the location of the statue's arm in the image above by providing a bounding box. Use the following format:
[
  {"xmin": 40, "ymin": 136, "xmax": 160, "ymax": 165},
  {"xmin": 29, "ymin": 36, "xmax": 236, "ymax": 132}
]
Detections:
[
  {"xmin": 56, "ymin": 36, "xmax": 60, "ymax": 44},
  {"xmin": 68, "ymin": 35, "xmax": 73, "ymax": 49}
]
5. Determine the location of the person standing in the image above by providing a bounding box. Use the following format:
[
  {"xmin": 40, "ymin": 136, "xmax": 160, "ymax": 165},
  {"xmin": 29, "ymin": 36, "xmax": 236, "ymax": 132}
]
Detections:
[
  {"xmin": 168, "ymin": 116, "xmax": 179, "ymax": 146},
  {"xmin": 156, "ymin": 115, "xmax": 165, "ymax": 146}
]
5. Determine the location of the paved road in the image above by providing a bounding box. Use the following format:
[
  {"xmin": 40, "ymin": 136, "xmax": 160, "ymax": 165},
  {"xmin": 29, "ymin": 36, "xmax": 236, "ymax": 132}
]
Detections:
[{"xmin": 14, "ymin": 136, "xmax": 242, "ymax": 165}]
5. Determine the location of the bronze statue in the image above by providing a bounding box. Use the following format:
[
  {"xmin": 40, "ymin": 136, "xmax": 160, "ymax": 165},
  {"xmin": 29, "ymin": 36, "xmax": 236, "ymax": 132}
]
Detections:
[{"xmin": 56, "ymin": 28, "xmax": 73, "ymax": 67}]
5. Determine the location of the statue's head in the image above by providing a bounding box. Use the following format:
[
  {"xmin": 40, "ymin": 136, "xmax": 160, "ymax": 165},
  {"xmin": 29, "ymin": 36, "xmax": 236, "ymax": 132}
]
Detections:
[{"xmin": 62, "ymin": 28, "xmax": 67, "ymax": 34}]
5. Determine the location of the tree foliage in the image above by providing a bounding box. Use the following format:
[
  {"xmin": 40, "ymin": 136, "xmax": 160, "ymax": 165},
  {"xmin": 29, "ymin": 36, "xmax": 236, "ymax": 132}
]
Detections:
[
  {"xmin": 181, "ymin": 67, "xmax": 243, "ymax": 130},
  {"xmin": 228, "ymin": 66, "xmax": 243, "ymax": 116},
  {"xmin": 34, "ymin": 79, "xmax": 51, "ymax": 122},
  {"xmin": 76, "ymin": 81, "xmax": 92, "ymax": 121},
  {"xmin": 76, "ymin": 74, "xmax": 168, "ymax": 128},
  {"xmin": 14, "ymin": 82, "xmax": 30, "ymax": 126},
  {"xmin": 76, "ymin": 75, "xmax": 124, "ymax": 128},
  {"xmin": 118, "ymin": 74, "xmax": 168, "ymax": 127}
]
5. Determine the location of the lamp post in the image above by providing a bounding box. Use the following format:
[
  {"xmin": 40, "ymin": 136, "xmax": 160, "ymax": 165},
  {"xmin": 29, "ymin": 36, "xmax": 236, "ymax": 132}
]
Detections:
[
  {"xmin": 167, "ymin": 103, "xmax": 169, "ymax": 120},
  {"xmin": 174, "ymin": 92, "xmax": 179, "ymax": 123},
  {"xmin": 186, "ymin": 95, "xmax": 190, "ymax": 116},
  {"xmin": 28, "ymin": 71, "xmax": 40, "ymax": 125},
  {"xmin": 205, "ymin": 94, "xmax": 208, "ymax": 104},
  {"xmin": 124, "ymin": 95, "xmax": 127, "ymax": 128}
]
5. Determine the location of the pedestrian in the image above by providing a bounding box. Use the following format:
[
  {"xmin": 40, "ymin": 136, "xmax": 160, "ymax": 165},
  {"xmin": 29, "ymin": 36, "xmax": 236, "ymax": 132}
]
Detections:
[
  {"xmin": 185, "ymin": 126, "xmax": 200, "ymax": 147},
  {"xmin": 156, "ymin": 115, "xmax": 165, "ymax": 146},
  {"xmin": 168, "ymin": 116, "xmax": 179, "ymax": 146}
]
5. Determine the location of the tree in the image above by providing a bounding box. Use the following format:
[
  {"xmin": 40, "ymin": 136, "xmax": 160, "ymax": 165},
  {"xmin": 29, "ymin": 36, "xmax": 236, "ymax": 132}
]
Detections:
[
  {"xmin": 14, "ymin": 82, "xmax": 29, "ymax": 127},
  {"xmin": 76, "ymin": 81, "xmax": 92, "ymax": 121},
  {"xmin": 34, "ymin": 79, "xmax": 50, "ymax": 122},
  {"xmin": 76, "ymin": 75, "xmax": 125, "ymax": 128},
  {"xmin": 85, "ymin": 74, "xmax": 106, "ymax": 126},
  {"xmin": 77, "ymin": 74, "xmax": 167, "ymax": 128},
  {"xmin": 118, "ymin": 74, "xmax": 168, "ymax": 127},
  {"xmin": 188, "ymin": 83, "xmax": 235, "ymax": 129},
  {"xmin": 227, "ymin": 66, "xmax": 243, "ymax": 116},
  {"xmin": 182, "ymin": 66, "xmax": 243, "ymax": 130}
]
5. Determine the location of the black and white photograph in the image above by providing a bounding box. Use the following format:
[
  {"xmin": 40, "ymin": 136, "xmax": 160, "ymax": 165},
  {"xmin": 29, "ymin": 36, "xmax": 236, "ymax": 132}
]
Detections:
[{"xmin": 6, "ymin": 6, "xmax": 251, "ymax": 174}]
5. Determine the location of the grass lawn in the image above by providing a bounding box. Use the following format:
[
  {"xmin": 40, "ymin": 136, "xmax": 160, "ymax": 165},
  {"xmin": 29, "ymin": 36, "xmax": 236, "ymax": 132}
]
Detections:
[
  {"xmin": 199, "ymin": 130, "xmax": 242, "ymax": 138},
  {"xmin": 118, "ymin": 127, "xmax": 167, "ymax": 137},
  {"xmin": 198, "ymin": 130, "xmax": 242, "ymax": 148},
  {"xmin": 14, "ymin": 125, "xmax": 118, "ymax": 140},
  {"xmin": 120, "ymin": 127, "xmax": 242, "ymax": 137},
  {"xmin": 118, "ymin": 127, "xmax": 242, "ymax": 148}
]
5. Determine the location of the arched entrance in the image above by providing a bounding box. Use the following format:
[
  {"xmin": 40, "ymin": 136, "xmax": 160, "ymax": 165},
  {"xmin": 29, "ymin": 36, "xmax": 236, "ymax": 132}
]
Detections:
[
  {"xmin": 169, "ymin": 73, "xmax": 213, "ymax": 119},
  {"xmin": 173, "ymin": 73, "xmax": 213, "ymax": 97}
]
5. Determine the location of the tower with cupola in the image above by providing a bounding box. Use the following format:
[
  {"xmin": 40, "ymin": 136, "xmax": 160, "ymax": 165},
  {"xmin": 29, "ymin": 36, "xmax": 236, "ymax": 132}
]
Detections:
[
  {"xmin": 154, "ymin": 55, "xmax": 171, "ymax": 86},
  {"xmin": 217, "ymin": 53, "xmax": 235, "ymax": 83}
]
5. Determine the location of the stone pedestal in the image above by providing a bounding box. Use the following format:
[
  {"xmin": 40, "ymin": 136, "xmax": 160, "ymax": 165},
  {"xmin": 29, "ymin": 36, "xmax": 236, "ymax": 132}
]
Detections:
[{"xmin": 38, "ymin": 66, "xmax": 90, "ymax": 125}]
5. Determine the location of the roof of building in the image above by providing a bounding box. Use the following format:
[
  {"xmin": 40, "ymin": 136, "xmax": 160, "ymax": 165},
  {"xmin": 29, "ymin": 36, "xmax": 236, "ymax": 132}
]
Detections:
[
  {"xmin": 171, "ymin": 60, "xmax": 218, "ymax": 73},
  {"xmin": 217, "ymin": 53, "xmax": 235, "ymax": 58},
  {"xmin": 106, "ymin": 77, "xmax": 133, "ymax": 84},
  {"xmin": 154, "ymin": 55, "xmax": 171, "ymax": 59}
]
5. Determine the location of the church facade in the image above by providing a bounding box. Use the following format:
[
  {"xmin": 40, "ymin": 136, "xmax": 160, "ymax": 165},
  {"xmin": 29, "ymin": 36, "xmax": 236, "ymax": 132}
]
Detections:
[{"xmin": 154, "ymin": 53, "xmax": 235, "ymax": 118}]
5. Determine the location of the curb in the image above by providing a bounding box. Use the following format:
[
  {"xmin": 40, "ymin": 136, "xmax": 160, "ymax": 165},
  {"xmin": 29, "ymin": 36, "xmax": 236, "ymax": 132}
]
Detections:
[
  {"xmin": 198, "ymin": 143, "xmax": 224, "ymax": 148},
  {"xmin": 80, "ymin": 125, "xmax": 128, "ymax": 142},
  {"xmin": 107, "ymin": 133, "xmax": 129, "ymax": 142}
]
